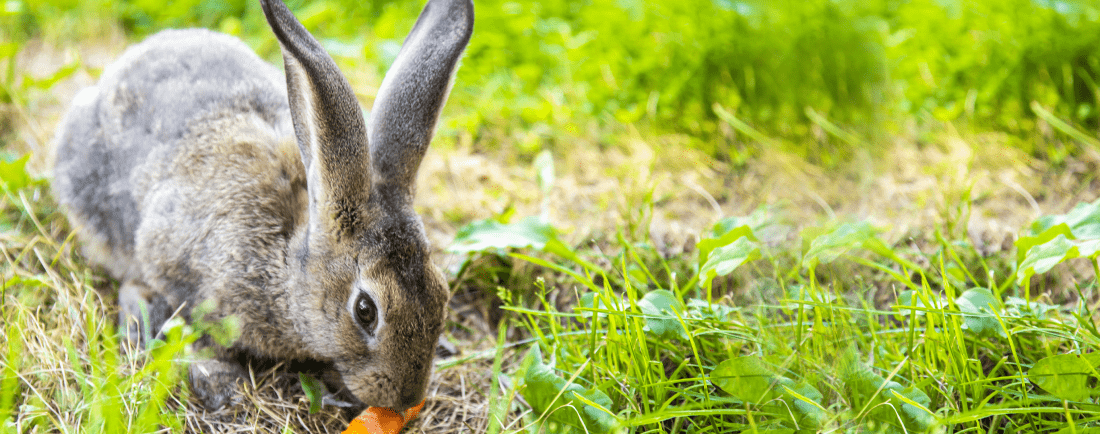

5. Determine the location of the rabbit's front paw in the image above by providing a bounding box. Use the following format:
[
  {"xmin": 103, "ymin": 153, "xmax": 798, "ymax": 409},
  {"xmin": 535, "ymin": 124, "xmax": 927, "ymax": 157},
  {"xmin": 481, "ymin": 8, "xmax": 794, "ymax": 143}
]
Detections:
[{"xmin": 189, "ymin": 359, "xmax": 247, "ymax": 410}]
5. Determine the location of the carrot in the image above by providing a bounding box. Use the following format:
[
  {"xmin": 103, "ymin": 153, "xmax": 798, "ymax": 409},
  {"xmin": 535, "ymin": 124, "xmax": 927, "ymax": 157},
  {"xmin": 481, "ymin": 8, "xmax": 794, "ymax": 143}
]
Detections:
[{"xmin": 342, "ymin": 400, "xmax": 425, "ymax": 434}]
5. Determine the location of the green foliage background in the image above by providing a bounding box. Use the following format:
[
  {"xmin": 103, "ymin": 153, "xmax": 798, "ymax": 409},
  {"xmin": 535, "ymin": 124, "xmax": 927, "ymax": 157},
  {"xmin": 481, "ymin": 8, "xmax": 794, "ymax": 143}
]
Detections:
[{"xmin": 6, "ymin": 0, "xmax": 1100, "ymax": 159}]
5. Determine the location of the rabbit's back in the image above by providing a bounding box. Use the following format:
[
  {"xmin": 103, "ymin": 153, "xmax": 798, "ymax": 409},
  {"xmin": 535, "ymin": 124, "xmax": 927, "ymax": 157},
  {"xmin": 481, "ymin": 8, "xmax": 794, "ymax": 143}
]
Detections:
[
  {"xmin": 52, "ymin": 0, "xmax": 473, "ymax": 411},
  {"xmin": 54, "ymin": 28, "xmax": 292, "ymax": 278}
]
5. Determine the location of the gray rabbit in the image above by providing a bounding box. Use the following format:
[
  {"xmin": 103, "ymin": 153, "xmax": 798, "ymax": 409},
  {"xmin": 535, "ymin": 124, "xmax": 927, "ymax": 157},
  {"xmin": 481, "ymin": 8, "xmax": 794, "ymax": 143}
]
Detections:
[{"xmin": 52, "ymin": 0, "xmax": 473, "ymax": 411}]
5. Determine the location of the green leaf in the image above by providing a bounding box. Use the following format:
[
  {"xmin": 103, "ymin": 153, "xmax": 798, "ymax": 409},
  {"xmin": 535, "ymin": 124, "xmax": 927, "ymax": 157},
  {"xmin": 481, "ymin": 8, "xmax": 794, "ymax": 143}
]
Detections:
[
  {"xmin": 839, "ymin": 354, "xmax": 886, "ymax": 401},
  {"xmin": 1076, "ymin": 239, "xmax": 1100, "ymax": 258},
  {"xmin": 1017, "ymin": 234, "xmax": 1080, "ymax": 283},
  {"xmin": 954, "ymin": 288, "xmax": 1003, "ymax": 337},
  {"xmin": 636, "ymin": 290, "xmax": 686, "ymax": 340},
  {"xmin": 1015, "ymin": 223, "xmax": 1074, "ymax": 264},
  {"xmin": 782, "ymin": 285, "xmax": 837, "ymax": 310},
  {"xmin": 712, "ymin": 356, "xmax": 778, "ymax": 404},
  {"xmin": 685, "ymin": 298, "xmax": 737, "ymax": 322},
  {"xmin": 710, "ymin": 208, "xmax": 772, "ymax": 239},
  {"xmin": 298, "ymin": 373, "xmax": 326, "ymax": 414},
  {"xmin": 448, "ymin": 216, "xmax": 557, "ymax": 254},
  {"xmin": 802, "ymin": 222, "xmax": 878, "ymax": 266},
  {"xmin": 799, "ymin": 222, "xmax": 921, "ymax": 277},
  {"xmin": 887, "ymin": 387, "xmax": 935, "ymax": 430},
  {"xmin": 449, "ymin": 215, "xmax": 599, "ymax": 271},
  {"xmin": 1004, "ymin": 296, "xmax": 1059, "ymax": 319},
  {"xmin": 0, "ymin": 154, "xmax": 32, "ymax": 192},
  {"xmin": 699, "ymin": 237, "xmax": 761, "ymax": 287},
  {"xmin": 778, "ymin": 380, "xmax": 827, "ymax": 429},
  {"xmin": 893, "ymin": 290, "xmax": 946, "ymax": 319},
  {"xmin": 520, "ymin": 345, "xmax": 617, "ymax": 433},
  {"xmin": 511, "ymin": 343, "xmax": 543, "ymax": 391},
  {"xmin": 713, "ymin": 358, "xmax": 827, "ymax": 429},
  {"xmin": 1030, "ymin": 199, "xmax": 1100, "ymax": 240},
  {"xmin": 578, "ymin": 292, "xmax": 626, "ymax": 322},
  {"xmin": 1018, "ymin": 200, "xmax": 1100, "ymax": 281},
  {"xmin": 1028, "ymin": 353, "xmax": 1100, "ymax": 402},
  {"xmin": 698, "ymin": 225, "xmax": 757, "ymax": 267},
  {"xmin": 840, "ymin": 350, "xmax": 934, "ymax": 432}
]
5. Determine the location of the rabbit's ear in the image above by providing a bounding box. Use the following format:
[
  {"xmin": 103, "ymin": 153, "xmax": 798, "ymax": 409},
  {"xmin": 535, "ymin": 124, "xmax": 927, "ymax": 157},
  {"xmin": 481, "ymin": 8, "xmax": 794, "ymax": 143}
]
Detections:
[
  {"xmin": 261, "ymin": 0, "xmax": 372, "ymax": 236},
  {"xmin": 369, "ymin": 0, "xmax": 473, "ymax": 194}
]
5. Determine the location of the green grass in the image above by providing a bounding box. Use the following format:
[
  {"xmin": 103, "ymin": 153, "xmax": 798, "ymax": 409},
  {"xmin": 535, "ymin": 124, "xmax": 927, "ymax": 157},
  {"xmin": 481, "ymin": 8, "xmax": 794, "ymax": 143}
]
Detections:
[
  {"xmin": 0, "ymin": 157, "xmax": 200, "ymax": 433},
  {"xmin": 455, "ymin": 203, "xmax": 1100, "ymax": 433},
  {"xmin": 6, "ymin": 0, "xmax": 1100, "ymax": 159}
]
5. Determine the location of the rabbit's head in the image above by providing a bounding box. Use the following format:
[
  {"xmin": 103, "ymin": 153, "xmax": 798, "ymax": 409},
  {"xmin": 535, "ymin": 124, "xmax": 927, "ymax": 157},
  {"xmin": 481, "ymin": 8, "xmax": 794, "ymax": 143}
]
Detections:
[{"xmin": 259, "ymin": 0, "xmax": 472, "ymax": 411}]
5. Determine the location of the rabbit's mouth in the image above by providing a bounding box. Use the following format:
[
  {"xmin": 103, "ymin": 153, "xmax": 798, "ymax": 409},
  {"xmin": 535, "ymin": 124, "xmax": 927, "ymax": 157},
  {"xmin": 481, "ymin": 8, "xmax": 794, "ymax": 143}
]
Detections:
[{"xmin": 333, "ymin": 358, "xmax": 432, "ymax": 413}]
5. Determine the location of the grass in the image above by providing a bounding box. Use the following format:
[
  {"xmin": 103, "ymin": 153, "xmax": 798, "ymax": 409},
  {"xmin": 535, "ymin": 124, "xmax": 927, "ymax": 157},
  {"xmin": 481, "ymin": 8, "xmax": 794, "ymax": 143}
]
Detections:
[
  {"xmin": 463, "ymin": 212, "xmax": 1100, "ymax": 432},
  {"xmin": 3, "ymin": 0, "xmax": 1100, "ymax": 433},
  {"xmin": 436, "ymin": 156, "xmax": 1100, "ymax": 432},
  {"xmin": 7, "ymin": 0, "xmax": 1100, "ymax": 157}
]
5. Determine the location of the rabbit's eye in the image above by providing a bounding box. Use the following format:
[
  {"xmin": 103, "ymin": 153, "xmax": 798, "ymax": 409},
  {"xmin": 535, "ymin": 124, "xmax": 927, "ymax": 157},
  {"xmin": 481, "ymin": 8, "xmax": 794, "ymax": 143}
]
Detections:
[{"xmin": 355, "ymin": 294, "xmax": 378, "ymax": 332}]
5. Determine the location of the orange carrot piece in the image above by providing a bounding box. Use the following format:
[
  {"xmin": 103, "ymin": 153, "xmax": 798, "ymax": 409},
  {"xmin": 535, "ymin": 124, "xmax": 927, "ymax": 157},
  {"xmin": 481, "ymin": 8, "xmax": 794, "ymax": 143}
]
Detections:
[
  {"xmin": 400, "ymin": 400, "xmax": 425, "ymax": 423},
  {"xmin": 342, "ymin": 400, "xmax": 425, "ymax": 434}
]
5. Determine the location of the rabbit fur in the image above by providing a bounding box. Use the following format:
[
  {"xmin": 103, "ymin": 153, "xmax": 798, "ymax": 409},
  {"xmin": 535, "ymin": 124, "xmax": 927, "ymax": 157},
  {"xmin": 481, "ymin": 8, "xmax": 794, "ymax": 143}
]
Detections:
[{"xmin": 52, "ymin": 0, "xmax": 473, "ymax": 412}]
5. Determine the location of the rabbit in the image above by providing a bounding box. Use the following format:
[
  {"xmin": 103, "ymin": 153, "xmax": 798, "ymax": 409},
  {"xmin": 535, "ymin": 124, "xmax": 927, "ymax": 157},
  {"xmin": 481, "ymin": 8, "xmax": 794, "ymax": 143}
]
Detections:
[{"xmin": 51, "ymin": 0, "xmax": 473, "ymax": 412}]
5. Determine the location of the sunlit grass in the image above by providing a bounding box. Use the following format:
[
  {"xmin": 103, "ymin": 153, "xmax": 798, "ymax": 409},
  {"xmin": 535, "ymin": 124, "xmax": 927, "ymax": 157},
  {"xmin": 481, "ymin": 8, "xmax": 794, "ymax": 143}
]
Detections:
[
  {"xmin": 0, "ymin": 173, "xmax": 190, "ymax": 433},
  {"xmin": 466, "ymin": 209, "xmax": 1100, "ymax": 433}
]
